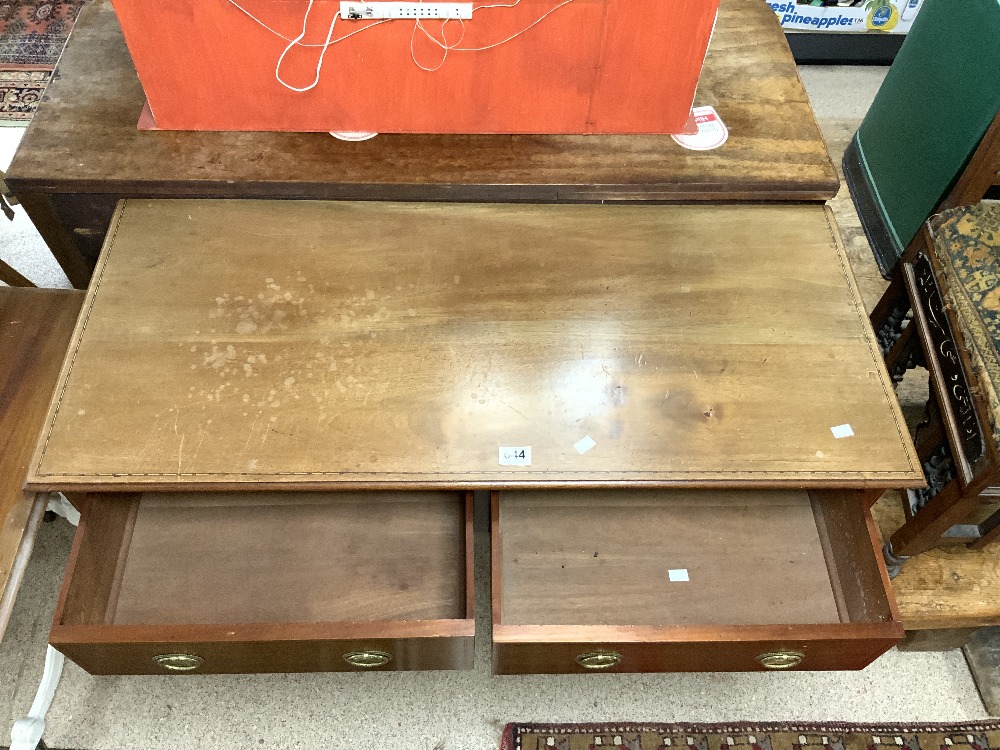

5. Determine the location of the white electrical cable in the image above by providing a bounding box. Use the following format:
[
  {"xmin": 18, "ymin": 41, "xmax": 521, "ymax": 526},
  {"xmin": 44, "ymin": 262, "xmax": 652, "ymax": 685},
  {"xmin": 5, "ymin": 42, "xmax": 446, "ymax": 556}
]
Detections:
[
  {"xmin": 226, "ymin": 0, "xmax": 391, "ymax": 91},
  {"xmin": 416, "ymin": 15, "xmax": 466, "ymax": 51},
  {"xmin": 471, "ymin": 0, "xmax": 523, "ymax": 14},
  {"xmin": 224, "ymin": 0, "xmax": 578, "ymax": 89},
  {"xmin": 409, "ymin": 0, "xmax": 577, "ymax": 69},
  {"xmin": 226, "ymin": 0, "xmax": 390, "ymax": 45},
  {"xmin": 453, "ymin": 0, "xmax": 576, "ymax": 51},
  {"xmin": 275, "ymin": 0, "xmax": 339, "ymax": 91},
  {"xmin": 410, "ymin": 16, "xmax": 465, "ymax": 70}
]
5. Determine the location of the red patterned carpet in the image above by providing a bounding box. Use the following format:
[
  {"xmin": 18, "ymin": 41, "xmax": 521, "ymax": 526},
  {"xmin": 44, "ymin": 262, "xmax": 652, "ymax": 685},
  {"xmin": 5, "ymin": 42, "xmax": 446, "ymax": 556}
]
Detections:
[
  {"xmin": 502, "ymin": 723, "xmax": 1000, "ymax": 750},
  {"xmin": 0, "ymin": 0, "xmax": 85, "ymax": 122}
]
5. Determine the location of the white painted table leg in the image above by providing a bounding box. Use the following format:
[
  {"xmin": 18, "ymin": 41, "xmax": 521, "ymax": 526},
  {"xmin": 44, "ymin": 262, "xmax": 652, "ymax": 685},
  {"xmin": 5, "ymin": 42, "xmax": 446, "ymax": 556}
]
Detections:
[
  {"xmin": 10, "ymin": 645, "xmax": 66, "ymax": 750},
  {"xmin": 10, "ymin": 495, "xmax": 73, "ymax": 749},
  {"xmin": 46, "ymin": 493, "xmax": 79, "ymax": 527}
]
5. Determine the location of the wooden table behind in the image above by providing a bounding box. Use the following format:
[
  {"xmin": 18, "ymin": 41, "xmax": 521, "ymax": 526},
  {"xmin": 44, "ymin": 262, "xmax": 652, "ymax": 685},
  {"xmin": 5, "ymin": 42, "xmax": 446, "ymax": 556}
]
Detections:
[
  {"xmin": 5, "ymin": 0, "xmax": 838, "ymax": 288},
  {"xmin": 0, "ymin": 288, "xmax": 83, "ymax": 639}
]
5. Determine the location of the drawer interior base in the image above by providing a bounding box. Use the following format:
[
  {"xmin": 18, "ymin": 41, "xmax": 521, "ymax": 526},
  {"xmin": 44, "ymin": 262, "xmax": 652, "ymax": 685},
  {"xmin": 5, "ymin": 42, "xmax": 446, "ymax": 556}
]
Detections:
[
  {"xmin": 499, "ymin": 489, "xmax": 861, "ymax": 627},
  {"xmin": 63, "ymin": 491, "xmax": 468, "ymax": 626}
]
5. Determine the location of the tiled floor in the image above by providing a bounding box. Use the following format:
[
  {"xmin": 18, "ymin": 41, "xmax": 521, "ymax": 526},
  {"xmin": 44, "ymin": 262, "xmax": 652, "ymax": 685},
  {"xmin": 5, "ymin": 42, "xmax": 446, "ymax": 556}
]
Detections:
[{"xmin": 1, "ymin": 65, "xmax": 992, "ymax": 750}]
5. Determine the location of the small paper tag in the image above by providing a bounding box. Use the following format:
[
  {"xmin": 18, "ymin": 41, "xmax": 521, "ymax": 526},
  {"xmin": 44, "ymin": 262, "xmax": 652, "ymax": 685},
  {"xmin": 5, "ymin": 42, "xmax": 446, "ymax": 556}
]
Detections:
[
  {"xmin": 574, "ymin": 435, "xmax": 597, "ymax": 455},
  {"xmin": 499, "ymin": 446, "xmax": 531, "ymax": 466},
  {"xmin": 671, "ymin": 106, "xmax": 729, "ymax": 151},
  {"xmin": 668, "ymin": 569, "xmax": 690, "ymax": 582},
  {"xmin": 831, "ymin": 424, "xmax": 855, "ymax": 439}
]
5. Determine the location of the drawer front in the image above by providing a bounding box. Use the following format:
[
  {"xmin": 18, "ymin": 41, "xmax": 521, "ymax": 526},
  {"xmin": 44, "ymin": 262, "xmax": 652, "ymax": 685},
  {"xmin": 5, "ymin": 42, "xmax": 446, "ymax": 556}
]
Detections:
[
  {"xmin": 492, "ymin": 630, "xmax": 899, "ymax": 675},
  {"xmin": 54, "ymin": 625, "xmax": 474, "ymax": 675},
  {"xmin": 51, "ymin": 491, "xmax": 475, "ymax": 675},
  {"xmin": 491, "ymin": 488, "xmax": 903, "ymax": 674}
]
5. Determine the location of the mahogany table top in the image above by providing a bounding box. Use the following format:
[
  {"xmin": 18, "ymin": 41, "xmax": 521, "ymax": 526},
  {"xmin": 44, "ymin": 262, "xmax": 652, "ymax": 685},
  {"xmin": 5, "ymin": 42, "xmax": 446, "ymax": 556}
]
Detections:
[{"xmin": 27, "ymin": 200, "xmax": 919, "ymax": 492}]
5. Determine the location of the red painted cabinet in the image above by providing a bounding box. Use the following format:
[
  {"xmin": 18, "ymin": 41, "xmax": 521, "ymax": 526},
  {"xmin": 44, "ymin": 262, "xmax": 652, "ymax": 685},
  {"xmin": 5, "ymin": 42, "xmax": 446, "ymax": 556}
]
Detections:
[{"xmin": 111, "ymin": 0, "xmax": 719, "ymax": 133}]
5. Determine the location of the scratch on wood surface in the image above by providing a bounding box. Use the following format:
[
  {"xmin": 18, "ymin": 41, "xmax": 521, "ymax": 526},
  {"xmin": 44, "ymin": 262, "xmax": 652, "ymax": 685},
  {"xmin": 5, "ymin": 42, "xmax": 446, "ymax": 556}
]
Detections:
[
  {"xmin": 241, "ymin": 412, "xmax": 261, "ymax": 457},
  {"xmin": 135, "ymin": 414, "xmax": 163, "ymax": 464},
  {"xmin": 190, "ymin": 427, "xmax": 207, "ymax": 466},
  {"xmin": 259, "ymin": 417, "xmax": 276, "ymax": 451},
  {"xmin": 172, "ymin": 409, "xmax": 182, "ymax": 475},
  {"xmin": 176, "ymin": 434, "xmax": 185, "ymax": 477},
  {"xmin": 499, "ymin": 399, "xmax": 528, "ymax": 421}
]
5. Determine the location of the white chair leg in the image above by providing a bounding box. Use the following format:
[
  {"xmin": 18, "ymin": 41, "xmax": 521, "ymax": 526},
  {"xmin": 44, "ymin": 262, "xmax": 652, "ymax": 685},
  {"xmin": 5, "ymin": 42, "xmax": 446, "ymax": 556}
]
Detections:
[
  {"xmin": 46, "ymin": 493, "xmax": 79, "ymax": 527},
  {"xmin": 10, "ymin": 645, "xmax": 66, "ymax": 750}
]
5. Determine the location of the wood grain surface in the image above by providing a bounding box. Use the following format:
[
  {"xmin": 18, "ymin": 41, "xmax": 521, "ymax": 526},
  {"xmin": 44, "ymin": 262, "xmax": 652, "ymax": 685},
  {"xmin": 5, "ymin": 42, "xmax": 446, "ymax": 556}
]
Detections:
[
  {"xmin": 27, "ymin": 200, "xmax": 920, "ymax": 491},
  {"xmin": 111, "ymin": 492, "xmax": 468, "ymax": 625},
  {"xmin": 0, "ymin": 288, "xmax": 83, "ymax": 640},
  {"xmin": 4, "ymin": 0, "xmax": 837, "ymax": 203},
  {"xmin": 490, "ymin": 488, "xmax": 902, "ymax": 673},
  {"xmin": 50, "ymin": 490, "xmax": 476, "ymax": 674},
  {"xmin": 491, "ymin": 490, "xmax": 903, "ymax": 674},
  {"xmin": 497, "ymin": 489, "xmax": 841, "ymax": 627},
  {"xmin": 874, "ymin": 492, "xmax": 1000, "ymax": 630}
]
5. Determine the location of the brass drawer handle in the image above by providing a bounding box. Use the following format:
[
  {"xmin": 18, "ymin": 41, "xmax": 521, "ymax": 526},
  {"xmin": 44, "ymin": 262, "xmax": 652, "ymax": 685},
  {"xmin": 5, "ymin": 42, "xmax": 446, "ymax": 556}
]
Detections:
[
  {"xmin": 343, "ymin": 650, "xmax": 392, "ymax": 668},
  {"xmin": 153, "ymin": 653, "xmax": 204, "ymax": 672},
  {"xmin": 756, "ymin": 650, "xmax": 804, "ymax": 670},
  {"xmin": 575, "ymin": 651, "xmax": 622, "ymax": 670}
]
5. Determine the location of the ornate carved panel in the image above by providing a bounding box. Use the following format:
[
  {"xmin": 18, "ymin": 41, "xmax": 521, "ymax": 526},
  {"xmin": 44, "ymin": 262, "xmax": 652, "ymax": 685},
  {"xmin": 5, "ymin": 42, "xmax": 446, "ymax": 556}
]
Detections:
[
  {"xmin": 913, "ymin": 253, "xmax": 985, "ymax": 467},
  {"xmin": 875, "ymin": 302, "xmax": 910, "ymax": 356}
]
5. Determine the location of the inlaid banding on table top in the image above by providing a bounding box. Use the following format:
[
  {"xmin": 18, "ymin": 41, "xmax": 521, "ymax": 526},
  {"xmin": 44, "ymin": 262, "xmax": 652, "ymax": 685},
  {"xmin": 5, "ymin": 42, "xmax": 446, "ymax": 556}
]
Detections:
[{"xmin": 27, "ymin": 200, "xmax": 920, "ymax": 491}]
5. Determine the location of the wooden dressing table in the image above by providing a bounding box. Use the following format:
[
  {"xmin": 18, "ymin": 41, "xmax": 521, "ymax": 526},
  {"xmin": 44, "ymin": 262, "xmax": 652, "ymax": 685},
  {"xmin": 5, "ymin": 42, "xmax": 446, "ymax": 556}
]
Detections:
[{"xmin": 25, "ymin": 199, "xmax": 920, "ymax": 675}]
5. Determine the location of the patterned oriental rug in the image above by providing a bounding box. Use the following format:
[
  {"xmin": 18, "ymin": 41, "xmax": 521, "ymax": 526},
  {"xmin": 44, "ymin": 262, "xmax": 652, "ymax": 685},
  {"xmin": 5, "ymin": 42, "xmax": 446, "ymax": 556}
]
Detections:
[
  {"xmin": 501, "ymin": 722, "xmax": 1000, "ymax": 750},
  {"xmin": 0, "ymin": 0, "xmax": 85, "ymax": 122}
]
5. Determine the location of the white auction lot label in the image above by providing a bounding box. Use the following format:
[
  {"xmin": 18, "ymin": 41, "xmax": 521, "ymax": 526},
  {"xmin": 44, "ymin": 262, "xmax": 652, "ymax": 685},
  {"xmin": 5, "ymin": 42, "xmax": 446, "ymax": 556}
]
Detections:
[
  {"xmin": 671, "ymin": 106, "xmax": 729, "ymax": 151},
  {"xmin": 499, "ymin": 446, "xmax": 531, "ymax": 466}
]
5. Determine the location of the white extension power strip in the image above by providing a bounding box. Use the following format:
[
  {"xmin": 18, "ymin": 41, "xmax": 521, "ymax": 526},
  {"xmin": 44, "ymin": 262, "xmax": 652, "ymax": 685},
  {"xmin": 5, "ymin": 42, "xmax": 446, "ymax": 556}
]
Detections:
[{"xmin": 340, "ymin": 2, "xmax": 474, "ymax": 20}]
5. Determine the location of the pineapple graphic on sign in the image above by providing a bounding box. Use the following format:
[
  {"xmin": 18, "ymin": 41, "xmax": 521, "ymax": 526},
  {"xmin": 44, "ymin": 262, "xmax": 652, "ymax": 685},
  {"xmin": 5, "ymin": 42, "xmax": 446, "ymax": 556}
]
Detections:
[{"xmin": 865, "ymin": 0, "xmax": 900, "ymax": 30}]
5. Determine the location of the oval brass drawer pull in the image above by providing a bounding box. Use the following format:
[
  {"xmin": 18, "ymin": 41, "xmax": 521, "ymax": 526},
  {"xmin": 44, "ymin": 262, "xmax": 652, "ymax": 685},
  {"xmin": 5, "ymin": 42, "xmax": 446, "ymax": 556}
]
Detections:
[
  {"xmin": 575, "ymin": 651, "xmax": 622, "ymax": 670},
  {"xmin": 756, "ymin": 651, "xmax": 804, "ymax": 670},
  {"xmin": 343, "ymin": 650, "xmax": 392, "ymax": 668},
  {"xmin": 153, "ymin": 653, "xmax": 204, "ymax": 672}
]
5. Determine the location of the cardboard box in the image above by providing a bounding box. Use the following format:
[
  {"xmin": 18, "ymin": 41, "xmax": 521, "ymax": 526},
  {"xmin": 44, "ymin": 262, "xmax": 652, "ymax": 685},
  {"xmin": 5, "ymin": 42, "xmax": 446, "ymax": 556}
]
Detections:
[{"xmin": 770, "ymin": 0, "xmax": 923, "ymax": 34}]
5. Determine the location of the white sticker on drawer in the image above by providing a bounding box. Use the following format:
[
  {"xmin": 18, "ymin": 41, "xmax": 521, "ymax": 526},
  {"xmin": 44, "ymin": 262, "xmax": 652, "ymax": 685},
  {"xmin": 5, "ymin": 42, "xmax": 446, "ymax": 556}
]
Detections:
[
  {"xmin": 830, "ymin": 424, "xmax": 855, "ymax": 439},
  {"xmin": 668, "ymin": 569, "xmax": 690, "ymax": 582},
  {"xmin": 499, "ymin": 446, "xmax": 531, "ymax": 466},
  {"xmin": 573, "ymin": 435, "xmax": 597, "ymax": 454}
]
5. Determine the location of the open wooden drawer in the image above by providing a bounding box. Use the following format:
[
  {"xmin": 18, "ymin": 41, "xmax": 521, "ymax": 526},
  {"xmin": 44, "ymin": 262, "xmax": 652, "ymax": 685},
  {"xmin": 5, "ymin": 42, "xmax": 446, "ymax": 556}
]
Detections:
[
  {"xmin": 50, "ymin": 491, "xmax": 474, "ymax": 675},
  {"xmin": 491, "ymin": 488, "xmax": 902, "ymax": 674}
]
